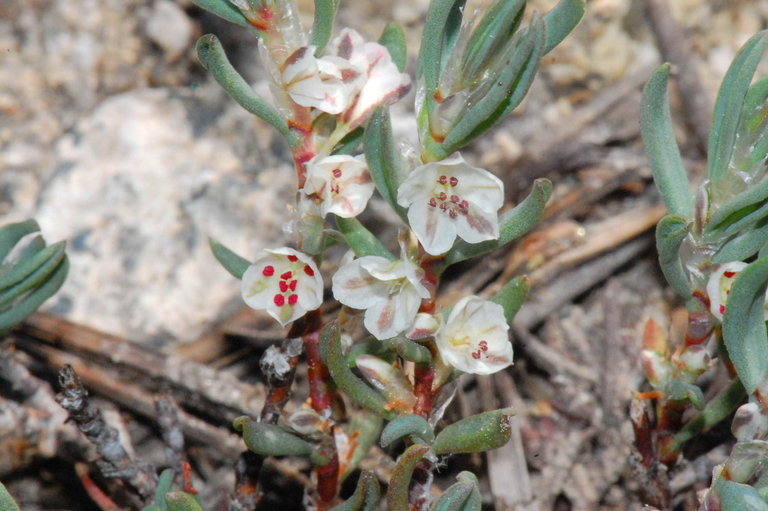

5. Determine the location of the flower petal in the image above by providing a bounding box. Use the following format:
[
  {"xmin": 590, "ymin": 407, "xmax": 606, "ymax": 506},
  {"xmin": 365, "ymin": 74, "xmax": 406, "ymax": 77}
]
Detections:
[{"xmin": 332, "ymin": 256, "xmax": 392, "ymax": 309}]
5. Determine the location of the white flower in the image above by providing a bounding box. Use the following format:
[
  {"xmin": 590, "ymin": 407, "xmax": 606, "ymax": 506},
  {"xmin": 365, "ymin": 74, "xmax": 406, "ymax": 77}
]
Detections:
[
  {"xmin": 302, "ymin": 154, "xmax": 375, "ymax": 218},
  {"xmin": 435, "ymin": 295, "xmax": 513, "ymax": 375},
  {"xmin": 397, "ymin": 153, "xmax": 504, "ymax": 255},
  {"xmin": 282, "ymin": 46, "xmax": 363, "ymax": 114},
  {"xmin": 280, "ymin": 29, "xmax": 411, "ymax": 124},
  {"xmin": 706, "ymin": 261, "xmax": 768, "ymax": 321},
  {"xmin": 241, "ymin": 247, "xmax": 323, "ymax": 326},
  {"xmin": 332, "ymin": 251, "xmax": 430, "ymax": 340}
]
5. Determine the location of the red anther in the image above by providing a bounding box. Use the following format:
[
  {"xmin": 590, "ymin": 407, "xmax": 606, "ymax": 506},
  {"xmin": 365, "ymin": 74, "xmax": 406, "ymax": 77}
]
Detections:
[
  {"xmin": 303, "ymin": 265, "xmax": 315, "ymax": 276},
  {"xmin": 450, "ymin": 194, "xmax": 459, "ymax": 203},
  {"xmin": 262, "ymin": 265, "xmax": 275, "ymax": 276},
  {"xmin": 287, "ymin": 255, "xmax": 298, "ymax": 262},
  {"xmin": 439, "ymin": 192, "xmax": 447, "ymax": 200},
  {"xmin": 460, "ymin": 200, "xmax": 469, "ymax": 210},
  {"xmin": 289, "ymin": 280, "xmax": 297, "ymax": 291},
  {"xmin": 279, "ymin": 281, "xmax": 289, "ymax": 293},
  {"xmin": 438, "ymin": 175, "xmax": 448, "ymax": 185},
  {"xmin": 440, "ymin": 203, "xmax": 448, "ymax": 211},
  {"xmin": 274, "ymin": 294, "xmax": 285, "ymax": 306},
  {"xmin": 449, "ymin": 210, "xmax": 457, "ymax": 219},
  {"xmin": 472, "ymin": 351, "xmax": 481, "ymax": 359},
  {"xmin": 428, "ymin": 197, "xmax": 437, "ymax": 207},
  {"xmin": 332, "ymin": 168, "xmax": 342, "ymax": 178},
  {"xmin": 479, "ymin": 340, "xmax": 488, "ymax": 351},
  {"xmin": 281, "ymin": 271, "xmax": 293, "ymax": 280},
  {"xmin": 449, "ymin": 176, "xmax": 458, "ymax": 186},
  {"xmin": 724, "ymin": 271, "xmax": 737, "ymax": 278},
  {"xmin": 288, "ymin": 294, "xmax": 298, "ymax": 305},
  {"xmin": 720, "ymin": 305, "xmax": 726, "ymax": 314}
]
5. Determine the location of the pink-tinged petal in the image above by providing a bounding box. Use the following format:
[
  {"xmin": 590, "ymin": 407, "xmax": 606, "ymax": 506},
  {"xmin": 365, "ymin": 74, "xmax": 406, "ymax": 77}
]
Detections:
[
  {"xmin": 407, "ymin": 201, "xmax": 456, "ymax": 255},
  {"xmin": 303, "ymin": 154, "xmax": 374, "ymax": 218},
  {"xmin": 282, "ymin": 47, "xmax": 362, "ymax": 114},
  {"xmin": 364, "ymin": 295, "xmax": 399, "ymax": 340},
  {"xmin": 406, "ymin": 313, "xmax": 440, "ymax": 340},
  {"xmin": 454, "ymin": 203, "xmax": 500, "ymax": 243},
  {"xmin": 332, "ymin": 256, "xmax": 392, "ymax": 309},
  {"xmin": 242, "ymin": 254, "xmax": 283, "ymax": 311}
]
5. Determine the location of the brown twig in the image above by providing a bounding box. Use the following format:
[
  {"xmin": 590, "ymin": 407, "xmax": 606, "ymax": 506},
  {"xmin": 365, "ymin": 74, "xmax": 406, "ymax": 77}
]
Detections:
[{"xmin": 155, "ymin": 395, "xmax": 187, "ymax": 477}]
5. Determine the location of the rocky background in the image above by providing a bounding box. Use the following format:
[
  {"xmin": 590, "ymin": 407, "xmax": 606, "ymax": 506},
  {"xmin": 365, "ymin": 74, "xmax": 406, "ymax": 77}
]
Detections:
[{"xmin": 2, "ymin": 0, "xmax": 768, "ymax": 510}]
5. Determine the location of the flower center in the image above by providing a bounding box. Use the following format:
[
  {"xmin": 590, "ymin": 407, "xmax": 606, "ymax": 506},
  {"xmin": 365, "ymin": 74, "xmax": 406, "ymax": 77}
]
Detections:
[
  {"xmin": 330, "ymin": 168, "xmax": 343, "ymax": 195},
  {"xmin": 428, "ymin": 174, "xmax": 469, "ymax": 219},
  {"xmin": 261, "ymin": 259, "xmax": 314, "ymax": 308},
  {"xmin": 471, "ymin": 340, "xmax": 489, "ymax": 360}
]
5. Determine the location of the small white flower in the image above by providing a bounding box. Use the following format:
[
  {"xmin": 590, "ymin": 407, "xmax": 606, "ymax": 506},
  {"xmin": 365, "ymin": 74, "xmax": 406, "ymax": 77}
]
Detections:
[
  {"xmin": 241, "ymin": 247, "xmax": 323, "ymax": 326},
  {"xmin": 282, "ymin": 46, "xmax": 363, "ymax": 114},
  {"xmin": 707, "ymin": 262, "xmax": 747, "ymax": 320},
  {"xmin": 332, "ymin": 251, "xmax": 430, "ymax": 340},
  {"xmin": 397, "ymin": 153, "xmax": 505, "ymax": 255},
  {"xmin": 302, "ymin": 154, "xmax": 375, "ymax": 218},
  {"xmin": 435, "ymin": 295, "xmax": 513, "ymax": 375}
]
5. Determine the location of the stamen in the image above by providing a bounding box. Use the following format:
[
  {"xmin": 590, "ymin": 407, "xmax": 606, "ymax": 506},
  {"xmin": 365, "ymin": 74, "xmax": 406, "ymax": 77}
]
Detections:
[
  {"xmin": 449, "ymin": 176, "xmax": 458, "ymax": 186},
  {"xmin": 438, "ymin": 192, "xmax": 447, "ymax": 201},
  {"xmin": 471, "ymin": 350, "xmax": 481, "ymax": 359},
  {"xmin": 262, "ymin": 265, "xmax": 275, "ymax": 277},
  {"xmin": 720, "ymin": 305, "xmax": 726, "ymax": 314},
  {"xmin": 428, "ymin": 197, "xmax": 437, "ymax": 207},
  {"xmin": 288, "ymin": 294, "xmax": 298, "ymax": 305},
  {"xmin": 450, "ymin": 194, "xmax": 459, "ymax": 203},
  {"xmin": 274, "ymin": 294, "xmax": 285, "ymax": 306},
  {"xmin": 438, "ymin": 175, "xmax": 447, "ymax": 185},
  {"xmin": 281, "ymin": 271, "xmax": 293, "ymax": 280},
  {"xmin": 724, "ymin": 271, "xmax": 737, "ymax": 278},
  {"xmin": 287, "ymin": 255, "xmax": 298, "ymax": 262},
  {"xmin": 332, "ymin": 168, "xmax": 342, "ymax": 178},
  {"xmin": 479, "ymin": 340, "xmax": 488, "ymax": 352},
  {"xmin": 289, "ymin": 280, "xmax": 297, "ymax": 291},
  {"xmin": 303, "ymin": 265, "xmax": 314, "ymax": 276}
]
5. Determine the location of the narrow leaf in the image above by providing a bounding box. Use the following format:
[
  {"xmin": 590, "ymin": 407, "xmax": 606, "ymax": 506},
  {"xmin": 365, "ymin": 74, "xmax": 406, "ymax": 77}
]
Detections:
[
  {"xmin": 641, "ymin": 64, "xmax": 694, "ymax": 218},
  {"xmin": 209, "ymin": 238, "xmax": 249, "ymax": 279},
  {"xmin": 165, "ymin": 492, "xmax": 205, "ymax": 511},
  {"xmin": 433, "ymin": 472, "xmax": 481, "ymax": 511},
  {"xmin": 665, "ymin": 379, "xmax": 705, "ymax": 410},
  {"xmin": 342, "ymin": 412, "xmax": 383, "ymax": 480},
  {"xmin": 490, "ymin": 275, "xmax": 529, "ymax": 323},
  {"xmin": 332, "ymin": 127, "xmax": 364, "ymax": 155},
  {"xmin": 0, "ymin": 219, "xmax": 39, "ymax": 262},
  {"xmin": 336, "ymin": 218, "xmax": 396, "ymax": 260},
  {"xmin": 363, "ymin": 109, "xmax": 408, "ymax": 220},
  {"xmin": 196, "ymin": 34, "xmax": 296, "ymax": 145},
  {"xmin": 311, "ymin": 0, "xmax": 339, "ymax": 54},
  {"xmin": 382, "ymin": 336, "xmax": 432, "ymax": 363},
  {"xmin": 714, "ymin": 479, "xmax": 768, "ymax": 511},
  {"xmin": 672, "ymin": 379, "xmax": 745, "ymax": 453},
  {"xmin": 0, "ymin": 242, "xmax": 66, "ymax": 307},
  {"xmin": 709, "ymin": 32, "xmax": 768, "ymax": 184},
  {"xmin": 330, "ymin": 471, "xmax": 381, "ymax": 511},
  {"xmin": 233, "ymin": 416, "xmax": 314, "ymax": 457},
  {"xmin": 385, "ymin": 444, "xmax": 431, "ymax": 511},
  {"xmin": 190, "ymin": 0, "xmax": 250, "ymax": 28},
  {"xmin": 0, "ymin": 483, "xmax": 21, "ymax": 511},
  {"xmin": 417, "ymin": 0, "xmax": 466, "ymax": 91},
  {"xmin": 0, "ymin": 242, "xmax": 65, "ymax": 291},
  {"xmin": 722, "ymin": 257, "xmax": 768, "ymax": 393},
  {"xmin": 461, "ymin": 0, "xmax": 526, "ymax": 80},
  {"xmin": 379, "ymin": 23, "xmax": 408, "ymax": 73},
  {"xmin": 444, "ymin": 178, "xmax": 551, "ymax": 267},
  {"xmin": 0, "ymin": 257, "xmax": 69, "ymax": 332},
  {"xmin": 714, "ymin": 221, "xmax": 768, "ymax": 263},
  {"xmin": 380, "ymin": 414, "xmax": 434, "ymax": 447},
  {"xmin": 542, "ymin": 0, "xmax": 585, "ymax": 54},
  {"xmin": 432, "ymin": 408, "xmax": 514, "ymax": 454},
  {"xmin": 655, "ymin": 215, "xmax": 692, "ymax": 298},
  {"xmin": 706, "ymin": 180, "xmax": 768, "ymax": 235},
  {"xmin": 153, "ymin": 468, "xmax": 175, "ymax": 511}
]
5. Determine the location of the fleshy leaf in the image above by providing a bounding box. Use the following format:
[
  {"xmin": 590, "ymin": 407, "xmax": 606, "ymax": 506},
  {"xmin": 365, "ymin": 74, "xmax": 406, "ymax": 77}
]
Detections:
[
  {"xmin": 713, "ymin": 479, "xmax": 768, "ymax": 511},
  {"xmin": 443, "ymin": 178, "xmax": 552, "ymax": 267},
  {"xmin": 0, "ymin": 242, "xmax": 65, "ymax": 293},
  {"xmin": 336, "ymin": 218, "xmax": 396, "ymax": 260},
  {"xmin": 418, "ymin": 0, "xmax": 467, "ymax": 93},
  {"xmin": 342, "ymin": 412, "xmax": 383, "ymax": 480},
  {"xmin": 0, "ymin": 483, "xmax": 21, "ymax": 511},
  {"xmin": 641, "ymin": 64, "xmax": 694, "ymax": 218},
  {"xmin": 189, "ymin": 0, "xmax": 250, "ymax": 28},
  {"xmin": 655, "ymin": 215, "xmax": 692, "ymax": 298},
  {"xmin": 196, "ymin": 34, "xmax": 296, "ymax": 146},
  {"xmin": 0, "ymin": 258, "xmax": 69, "ymax": 332},
  {"xmin": 320, "ymin": 322, "xmax": 395, "ymax": 419},
  {"xmin": 722, "ymin": 257, "xmax": 768, "ymax": 393},
  {"xmin": 233, "ymin": 416, "xmax": 314, "ymax": 457},
  {"xmin": 433, "ymin": 472, "xmax": 481, "ymax": 511},
  {"xmin": 665, "ymin": 379, "xmax": 705, "ymax": 410},
  {"xmin": 152, "ymin": 468, "xmax": 175, "ymax": 511},
  {"xmin": 380, "ymin": 414, "xmax": 434, "ymax": 447},
  {"xmin": 379, "ymin": 24, "xmax": 408, "ymax": 73},
  {"xmin": 165, "ymin": 492, "xmax": 205, "ymax": 511},
  {"xmin": 708, "ymin": 31, "xmax": 768, "ymax": 185},
  {"xmin": 461, "ymin": 0, "xmax": 525, "ymax": 81},
  {"xmin": 705, "ymin": 180, "xmax": 768, "ymax": 236},
  {"xmin": 432, "ymin": 408, "xmax": 514, "ymax": 454},
  {"xmin": 209, "ymin": 238, "xmax": 249, "ymax": 279},
  {"xmin": 542, "ymin": 0, "xmax": 585, "ymax": 55},
  {"xmin": 0, "ymin": 219, "xmax": 39, "ymax": 262},
  {"xmin": 714, "ymin": 221, "xmax": 768, "ymax": 263},
  {"xmin": 330, "ymin": 471, "xmax": 381, "ymax": 511},
  {"xmin": 385, "ymin": 444, "xmax": 431, "ymax": 511},
  {"xmin": 383, "ymin": 336, "xmax": 432, "ymax": 364},
  {"xmin": 363, "ymin": 109, "xmax": 408, "ymax": 220},
  {"xmin": 311, "ymin": 0, "xmax": 340, "ymax": 54},
  {"xmin": 490, "ymin": 275, "xmax": 529, "ymax": 323}
]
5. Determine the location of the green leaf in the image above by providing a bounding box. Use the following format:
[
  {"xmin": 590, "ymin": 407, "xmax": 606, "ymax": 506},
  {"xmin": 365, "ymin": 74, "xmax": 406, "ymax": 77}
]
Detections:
[
  {"xmin": 441, "ymin": 14, "xmax": 545, "ymax": 153},
  {"xmin": 0, "ymin": 219, "xmax": 39, "ymax": 263},
  {"xmin": 0, "ymin": 242, "xmax": 66, "ymax": 308},
  {"xmin": 714, "ymin": 479, "xmax": 768, "ymax": 511},
  {"xmin": 461, "ymin": 0, "xmax": 526, "ymax": 81},
  {"xmin": 655, "ymin": 215, "xmax": 692, "ymax": 298},
  {"xmin": 342, "ymin": 412, "xmax": 383, "ymax": 480},
  {"xmin": 189, "ymin": 0, "xmax": 250, "ymax": 28},
  {"xmin": 0, "ymin": 242, "xmax": 65, "ymax": 292},
  {"xmin": 432, "ymin": 408, "xmax": 514, "ymax": 455},
  {"xmin": 311, "ymin": 0, "xmax": 340, "ymax": 54},
  {"xmin": 209, "ymin": 238, "xmax": 249, "ymax": 279},
  {"xmin": 196, "ymin": 34, "xmax": 296, "ymax": 146},
  {"xmin": 233, "ymin": 416, "xmax": 314, "ymax": 457},
  {"xmin": 335, "ymin": 218, "xmax": 396, "ymax": 260},
  {"xmin": 714, "ymin": 221, "xmax": 768, "ymax": 263},
  {"xmin": 320, "ymin": 322, "xmax": 395, "ymax": 419},
  {"xmin": 379, "ymin": 24, "xmax": 408, "ymax": 73},
  {"xmin": 444, "ymin": 178, "xmax": 551, "ymax": 267},
  {"xmin": 722, "ymin": 257, "xmax": 768, "ymax": 393},
  {"xmin": 0, "ymin": 257, "xmax": 69, "ymax": 332},
  {"xmin": 380, "ymin": 414, "xmax": 434, "ymax": 447},
  {"xmin": 382, "ymin": 336, "xmax": 432, "ymax": 364},
  {"xmin": 363, "ymin": 109, "xmax": 408, "ymax": 220},
  {"xmin": 417, "ymin": 0, "xmax": 467, "ymax": 93},
  {"xmin": 332, "ymin": 127, "xmax": 365, "ymax": 155},
  {"xmin": 542, "ymin": 0, "xmax": 585, "ymax": 55},
  {"xmin": 330, "ymin": 471, "xmax": 381, "ymax": 511},
  {"xmin": 165, "ymin": 492, "xmax": 206, "ymax": 511},
  {"xmin": 706, "ymin": 180, "xmax": 768, "ymax": 235},
  {"xmin": 0, "ymin": 483, "xmax": 21, "ymax": 511},
  {"xmin": 385, "ymin": 444, "xmax": 431, "ymax": 511},
  {"xmin": 665, "ymin": 379, "xmax": 705, "ymax": 410},
  {"xmin": 153, "ymin": 468, "xmax": 175, "ymax": 511},
  {"xmin": 433, "ymin": 472, "xmax": 481, "ymax": 511},
  {"xmin": 490, "ymin": 275, "xmax": 529, "ymax": 323},
  {"xmin": 641, "ymin": 64, "xmax": 694, "ymax": 218},
  {"xmin": 709, "ymin": 32, "xmax": 768, "ymax": 184}
]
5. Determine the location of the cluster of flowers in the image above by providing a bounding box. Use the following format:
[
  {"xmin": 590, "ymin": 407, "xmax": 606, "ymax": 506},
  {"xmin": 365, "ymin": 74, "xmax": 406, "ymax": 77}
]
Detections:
[{"xmin": 239, "ymin": 28, "xmax": 513, "ymax": 375}]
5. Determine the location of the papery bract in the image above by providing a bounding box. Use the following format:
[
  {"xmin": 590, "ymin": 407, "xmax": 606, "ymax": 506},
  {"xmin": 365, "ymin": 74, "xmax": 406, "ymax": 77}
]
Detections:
[
  {"xmin": 435, "ymin": 295, "xmax": 513, "ymax": 375},
  {"xmin": 355, "ymin": 354, "xmax": 416, "ymax": 413},
  {"xmin": 397, "ymin": 153, "xmax": 504, "ymax": 255},
  {"xmin": 241, "ymin": 247, "xmax": 323, "ymax": 326},
  {"xmin": 332, "ymin": 251, "xmax": 429, "ymax": 340},
  {"xmin": 302, "ymin": 154, "xmax": 375, "ymax": 218}
]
